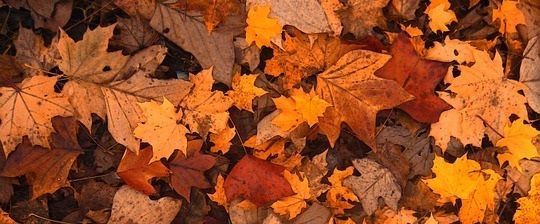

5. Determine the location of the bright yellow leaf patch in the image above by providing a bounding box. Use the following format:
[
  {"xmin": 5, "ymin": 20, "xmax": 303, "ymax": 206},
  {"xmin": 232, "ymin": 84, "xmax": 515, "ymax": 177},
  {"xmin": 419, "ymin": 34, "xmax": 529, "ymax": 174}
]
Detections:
[
  {"xmin": 245, "ymin": 5, "xmax": 282, "ymax": 48},
  {"xmin": 496, "ymin": 119, "xmax": 540, "ymax": 171}
]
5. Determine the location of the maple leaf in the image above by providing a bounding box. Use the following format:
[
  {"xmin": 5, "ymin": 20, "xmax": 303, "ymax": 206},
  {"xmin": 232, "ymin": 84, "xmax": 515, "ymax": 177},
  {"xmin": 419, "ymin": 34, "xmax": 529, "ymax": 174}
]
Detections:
[
  {"xmin": 326, "ymin": 167, "xmax": 359, "ymax": 214},
  {"xmin": 208, "ymin": 174, "xmax": 227, "ymax": 207},
  {"xmin": 224, "ymin": 155, "xmax": 294, "ymax": 206},
  {"xmin": 14, "ymin": 27, "xmax": 57, "ymax": 76},
  {"xmin": 227, "ymin": 73, "xmax": 266, "ymax": 112},
  {"xmin": 520, "ymin": 36, "xmax": 540, "ymax": 113},
  {"xmin": 344, "ymin": 158, "xmax": 402, "ymax": 215},
  {"xmin": 496, "ymin": 119, "xmax": 540, "ymax": 171},
  {"xmin": 375, "ymin": 33, "xmax": 451, "ymax": 123},
  {"xmin": 108, "ymin": 186, "xmax": 181, "ymax": 224},
  {"xmin": 430, "ymin": 49, "xmax": 527, "ymax": 150},
  {"xmin": 181, "ymin": 68, "xmax": 233, "ymax": 139},
  {"xmin": 316, "ymin": 49, "xmax": 413, "ymax": 148},
  {"xmin": 245, "ymin": 5, "xmax": 282, "ymax": 48},
  {"xmin": 117, "ymin": 146, "xmax": 170, "ymax": 195},
  {"xmin": 209, "ymin": 126, "xmax": 236, "ymax": 154},
  {"xmin": 492, "ymin": 0, "xmax": 525, "ymax": 34},
  {"xmin": 244, "ymin": 136, "xmax": 286, "ymax": 159},
  {"xmin": 337, "ymin": 0, "xmax": 389, "ymax": 38},
  {"xmin": 167, "ymin": 0, "xmax": 241, "ymax": 31},
  {"xmin": 169, "ymin": 151, "xmax": 216, "ymax": 201},
  {"xmin": 0, "ymin": 75, "xmax": 73, "ymax": 155},
  {"xmin": 425, "ymin": 0, "xmax": 457, "ymax": 32},
  {"xmin": 111, "ymin": 16, "xmax": 160, "ymax": 54},
  {"xmin": 271, "ymin": 171, "xmax": 311, "ymax": 219},
  {"xmin": 514, "ymin": 173, "xmax": 540, "ymax": 224},
  {"xmin": 297, "ymin": 150, "xmax": 330, "ymax": 199},
  {"xmin": 1, "ymin": 117, "xmax": 80, "ymax": 199},
  {"xmin": 271, "ymin": 89, "xmax": 330, "ymax": 134},
  {"xmin": 424, "ymin": 37, "xmax": 477, "ymax": 64},
  {"xmin": 265, "ymin": 29, "xmax": 367, "ymax": 89},
  {"xmin": 133, "ymin": 98, "xmax": 188, "ymax": 162},
  {"xmin": 424, "ymin": 156, "xmax": 501, "ymax": 224}
]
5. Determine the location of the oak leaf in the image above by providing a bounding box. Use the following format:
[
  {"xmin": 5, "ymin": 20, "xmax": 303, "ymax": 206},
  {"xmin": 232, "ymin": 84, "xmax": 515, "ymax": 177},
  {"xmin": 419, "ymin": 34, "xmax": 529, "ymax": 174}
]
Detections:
[
  {"xmin": 0, "ymin": 75, "xmax": 73, "ymax": 155},
  {"xmin": 1, "ymin": 117, "xmax": 80, "ymax": 199},
  {"xmin": 169, "ymin": 151, "xmax": 216, "ymax": 201},
  {"xmin": 245, "ymin": 5, "xmax": 282, "ymax": 48},
  {"xmin": 514, "ymin": 173, "xmax": 540, "ymax": 224},
  {"xmin": 271, "ymin": 171, "xmax": 311, "ymax": 219},
  {"xmin": 375, "ymin": 34, "xmax": 451, "ymax": 123},
  {"xmin": 316, "ymin": 50, "xmax": 413, "ymax": 148},
  {"xmin": 108, "ymin": 185, "xmax": 181, "ymax": 224},
  {"xmin": 133, "ymin": 98, "xmax": 188, "ymax": 162},
  {"xmin": 227, "ymin": 73, "xmax": 266, "ymax": 112},
  {"xmin": 117, "ymin": 146, "xmax": 170, "ymax": 195},
  {"xmin": 496, "ymin": 119, "xmax": 540, "ymax": 171},
  {"xmin": 343, "ymin": 158, "xmax": 401, "ymax": 215},
  {"xmin": 326, "ymin": 167, "xmax": 359, "ymax": 214},
  {"xmin": 430, "ymin": 50, "xmax": 527, "ymax": 150},
  {"xmin": 224, "ymin": 155, "xmax": 294, "ymax": 206}
]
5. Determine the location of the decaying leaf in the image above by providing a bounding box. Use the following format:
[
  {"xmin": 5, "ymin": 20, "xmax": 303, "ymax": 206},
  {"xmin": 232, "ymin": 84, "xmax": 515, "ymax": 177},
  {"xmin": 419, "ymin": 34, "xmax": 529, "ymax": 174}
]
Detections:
[
  {"xmin": 492, "ymin": 0, "xmax": 525, "ymax": 34},
  {"xmin": 208, "ymin": 174, "xmax": 228, "ymax": 207},
  {"xmin": 169, "ymin": 151, "xmax": 216, "ymax": 201},
  {"xmin": 117, "ymin": 146, "xmax": 170, "ymax": 195},
  {"xmin": 271, "ymin": 171, "xmax": 311, "ymax": 219},
  {"xmin": 337, "ymin": 0, "xmax": 389, "ymax": 38},
  {"xmin": 343, "ymin": 158, "xmax": 401, "ymax": 215},
  {"xmin": 316, "ymin": 49, "xmax": 413, "ymax": 148},
  {"xmin": 227, "ymin": 73, "xmax": 267, "ymax": 112},
  {"xmin": 326, "ymin": 167, "xmax": 359, "ymax": 214},
  {"xmin": 108, "ymin": 185, "xmax": 181, "ymax": 224},
  {"xmin": 514, "ymin": 173, "xmax": 540, "ymax": 224},
  {"xmin": 168, "ymin": 0, "xmax": 241, "ymax": 31},
  {"xmin": 520, "ymin": 36, "xmax": 540, "ymax": 113}
]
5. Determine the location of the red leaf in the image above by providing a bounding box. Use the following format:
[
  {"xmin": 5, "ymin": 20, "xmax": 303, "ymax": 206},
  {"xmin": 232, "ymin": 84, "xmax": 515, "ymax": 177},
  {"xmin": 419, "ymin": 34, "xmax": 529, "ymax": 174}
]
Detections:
[
  {"xmin": 224, "ymin": 155, "xmax": 294, "ymax": 206},
  {"xmin": 117, "ymin": 146, "xmax": 170, "ymax": 195},
  {"xmin": 375, "ymin": 33, "xmax": 451, "ymax": 123},
  {"xmin": 169, "ymin": 151, "xmax": 216, "ymax": 201}
]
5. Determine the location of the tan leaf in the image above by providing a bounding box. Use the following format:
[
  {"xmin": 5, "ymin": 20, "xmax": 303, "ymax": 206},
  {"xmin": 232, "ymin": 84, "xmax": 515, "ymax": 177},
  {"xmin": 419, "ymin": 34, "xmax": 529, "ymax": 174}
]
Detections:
[
  {"xmin": 111, "ymin": 16, "xmax": 160, "ymax": 54},
  {"xmin": 520, "ymin": 36, "xmax": 540, "ymax": 113},
  {"xmin": 337, "ymin": 0, "xmax": 389, "ymax": 38},
  {"xmin": 210, "ymin": 126, "xmax": 236, "ymax": 154}
]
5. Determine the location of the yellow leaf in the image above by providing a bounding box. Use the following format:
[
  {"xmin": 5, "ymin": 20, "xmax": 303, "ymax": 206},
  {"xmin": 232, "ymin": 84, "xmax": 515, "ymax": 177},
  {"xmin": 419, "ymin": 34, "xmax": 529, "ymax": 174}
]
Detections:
[
  {"xmin": 425, "ymin": 0, "xmax": 457, "ymax": 32},
  {"xmin": 210, "ymin": 126, "xmax": 236, "ymax": 154},
  {"xmin": 133, "ymin": 98, "xmax": 188, "ymax": 162},
  {"xmin": 492, "ymin": 0, "xmax": 525, "ymax": 34},
  {"xmin": 208, "ymin": 175, "xmax": 227, "ymax": 207},
  {"xmin": 227, "ymin": 73, "xmax": 266, "ymax": 112},
  {"xmin": 272, "ymin": 89, "xmax": 330, "ymax": 130},
  {"xmin": 245, "ymin": 136, "xmax": 286, "ymax": 159},
  {"xmin": 271, "ymin": 170, "xmax": 311, "ymax": 219},
  {"xmin": 245, "ymin": 5, "xmax": 282, "ymax": 48},
  {"xmin": 0, "ymin": 76, "xmax": 73, "ymax": 156},
  {"xmin": 496, "ymin": 119, "xmax": 540, "ymax": 171},
  {"xmin": 459, "ymin": 170, "xmax": 501, "ymax": 224},
  {"xmin": 514, "ymin": 174, "xmax": 540, "ymax": 224},
  {"xmin": 326, "ymin": 167, "xmax": 359, "ymax": 214}
]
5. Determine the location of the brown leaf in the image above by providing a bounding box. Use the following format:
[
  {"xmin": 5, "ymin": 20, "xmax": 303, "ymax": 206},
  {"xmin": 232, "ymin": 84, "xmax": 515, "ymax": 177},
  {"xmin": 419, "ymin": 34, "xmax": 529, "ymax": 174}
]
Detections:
[
  {"xmin": 30, "ymin": 0, "xmax": 72, "ymax": 31},
  {"xmin": 14, "ymin": 27, "xmax": 55, "ymax": 77},
  {"xmin": 167, "ymin": 0, "xmax": 241, "ymax": 31},
  {"xmin": 169, "ymin": 151, "xmax": 216, "ymax": 201},
  {"xmin": 400, "ymin": 180, "xmax": 439, "ymax": 212},
  {"xmin": 117, "ymin": 146, "xmax": 170, "ymax": 195},
  {"xmin": 338, "ymin": 0, "xmax": 389, "ymax": 38},
  {"xmin": 114, "ymin": 0, "xmax": 156, "ymax": 20},
  {"xmin": 375, "ymin": 34, "xmax": 451, "ymax": 123},
  {"xmin": 224, "ymin": 155, "xmax": 294, "ymax": 206},
  {"xmin": 1, "ymin": 117, "xmax": 81, "ymax": 199},
  {"xmin": 77, "ymin": 180, "xmax": 118, "ymax": 211},
  {"xmin": 150, "ymin": 3, "xmax": 236, "ymax": 85},
  {"xmin": 111, "ymin": 16, "xmax": 160, "ymax": 54}
]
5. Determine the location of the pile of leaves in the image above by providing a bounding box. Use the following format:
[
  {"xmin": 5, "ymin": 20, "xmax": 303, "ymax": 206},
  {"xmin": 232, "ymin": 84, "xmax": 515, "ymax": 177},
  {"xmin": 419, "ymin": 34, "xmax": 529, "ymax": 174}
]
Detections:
[{"xmin": 0, "ymin": 0, "xmax": 539, "ymax": 223}]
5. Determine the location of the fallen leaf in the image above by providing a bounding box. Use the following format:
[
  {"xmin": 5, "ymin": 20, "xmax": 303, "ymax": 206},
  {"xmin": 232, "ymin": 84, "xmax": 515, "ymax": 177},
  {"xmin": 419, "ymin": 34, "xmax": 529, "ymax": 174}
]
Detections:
[
  {"xmin": 227, "ymin": 73, "xmax": 267, "ymax": 112},
  {"xmin": 389, "ymin": 0, "xmax": 421, "ymax": 20},
  {"xmin": 343, "ymin": 158, "xmax": 401, "ymax": 215},
  {"xmin": 210, "ymin": 126, "xmax": 236, "ymax": 154},
  {"xmin": 431, "ymin": 49, "xmax": 527, "ymax": 150},
  {"xmin": 1, "ymin": 117, "xmax": 80, "ymax": 199},
  {"xmin": 134, "ymin": 98, "xmax": 189, "ymax": 161},
  {"xmin": 293, "ymin": 202, "xmax": 332, "ymax": 224},
  {"xmin": 496, "ymin": 119, "xmax": 540, "ymax": 171},
  {"xmin": 150, "ymin": 3, "xmax": 235, "ymax": 85},
  {"xmin": 271, "ymin": 171, "xmax": 311, "ymax": 219},
  {"xmin": 208, "ymin": 174, "xmax": 227, "ymax": 207},
  {"xmin": 169, "ymin": 151, "xmax": 216, "ymax": 201},
  {"xmin": 0, "ymin": 209, "xmax": 15, "ymax": 224},
  {"xmin": 375, "ymin": 33, "xmax": 451, "ymax": 123},
  {"xmin": 107, "ymin": 185, "xmax": 181, "ymax": 224},
  {"xmin": 229, "ymin": 199, "xmax": 270, "ymax": 224},
  {"xmin": 14, "ymin": 27, "xmax": 56, "ymax": 76},
  {"xmin": 0, "ymin": 75, "xmax": 73, "ymax": 156},
  {"xmin": 492, "ymin": 0, "xmax": 525, "ymax": 34},
  {"xmin": 424, "ymin": 37, "xmax": 477, "ymax": 64},
  {"xmin": 425, "ymin": 0, "xmax": 457, "ymax": 32},
  {"xmin": 520, "ymin": 36, "xmax": 540, "ymax": 113},
  {"xmin": 316, "ymin": 49, "xmax": 413, "ymax": 148},
  {"xmin": 337, "ymin": 0, "xmax": 390, "ymax": 38},
  {"xmin": 168, "ymin": 0, "xmax": 241, "ymax": 31},
  {"xmin": 326, "ymin": 167, "xmax": 359, "ymax": 214},
  {"xmin": 245, "ymin": 5, "xmax": 282, "ymax": 48},
  {"xmin": 246, "ymin": 0, "xmax": 331, "ymax": 34},
  {"xmin": 224, "ymin": 155, "xmax": 294, "ymax": 206},
  {"xmin": 112, "ymin": 16, "xmax": 160, "ymax": 54},
  {"xmin": 374, "ymin": 207, "xmax": 418, "ymax": 224},
  {"xmin": 514, "ymin": 173, "xmax": 540, "ymax": 224},
  {"xmin": 113, "ymin": 0, "xmax": 156, "ymax": 20},
  {"xmin": 117, "ymin": 146, "xmax": 170, "ymax": 195}
]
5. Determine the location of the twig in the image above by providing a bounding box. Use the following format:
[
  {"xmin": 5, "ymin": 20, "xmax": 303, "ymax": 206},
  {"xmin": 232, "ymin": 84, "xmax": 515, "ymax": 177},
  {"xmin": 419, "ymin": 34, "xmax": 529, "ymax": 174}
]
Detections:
[{"xmin": 69, "ymin": 171, "xmax": 115, "ymax": 183}]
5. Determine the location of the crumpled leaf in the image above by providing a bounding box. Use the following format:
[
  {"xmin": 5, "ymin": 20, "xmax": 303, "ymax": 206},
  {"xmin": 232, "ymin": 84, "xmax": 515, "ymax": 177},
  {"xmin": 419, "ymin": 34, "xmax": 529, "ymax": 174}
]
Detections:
[
  {"xmin": 224, "ymin": 155, "xmax": 294, "ymax": 206},
  {"xmin": 134, "ymin": 98, "xmax": 189, "ymax": 161},
  {"xmin": 337, "ymin": 0, "xmax": 389, "ymax": 38},
  {"xmin": 496, "ymin": 119, "xmax": 540, "ymax": 171},
  {"xmin": 514, "ymin": 173, "xmax": 540, "ymax": 224},
  {"xmin": 117, "ymin": 146, "xmax": 170, "ymax": 195},
  {"xmin": 169, "ymin": 151, "xmax": 216, "ymax": 201},
  {"xmin": 326, "ymin": 167, "xmax": 359, "ymax": 214},
  {"xmin": 1, "ymin": 117, "xmax": 81, "ymax": 199},
  {"xmin": 246, "ymin": 0, "xmax": 331, "ymax": 34},
  {"xmin": 245, "ymin": 5, "xmax": 282, "ymax": 48},
  {"xmin": 107, "ymin": 185, "xmax": 181, "ymax": 224},
  {"xmin": 520, "ymin": 36, "xmax": 540, "ymax": 113},
  {"xmin": 0, "ymin": 75, "xmax": 73, "ymax": 155},
  {"xmin": 375, "ymin": 34, "xmax": 451, "ymax": 123},
  {"xmin": 431, "ymin": 49, "xmax": 527, "ymax": 150},
  {"xmin": 316, "ymin": 49, "xmax": 413, "ymax": 148},
  {"xmin": 150, "ymin": 3, "xmax": 235, "ymax": 85},
  {"xmin": 271, "ymin": 171, "xmax": 310, "ymax": 219},
  {"xmin": 227, "ymin": 73, "xmax": 266, "ymax": 112}
]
